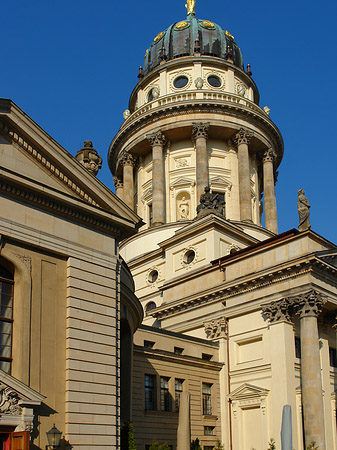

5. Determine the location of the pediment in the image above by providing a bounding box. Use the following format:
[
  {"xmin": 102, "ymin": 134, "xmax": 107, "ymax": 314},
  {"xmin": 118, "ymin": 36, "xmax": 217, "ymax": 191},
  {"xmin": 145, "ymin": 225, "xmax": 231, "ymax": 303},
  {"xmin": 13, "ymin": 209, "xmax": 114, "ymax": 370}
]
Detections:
[
  {"xmin": 0, "ymin": 99, "xmax": 140, "ymax": 227},
  {"xmin": 210, "ymin": 175, "xmax": 232, "ymax": 188},
  {"xmin": 169, "ymin": 177, "xmax": 195, "ymax": 189},
  {"xmin": 0, "ymin": 370, "xmax": 45, "ymax": 410},
  {"xmin": 228, "ymin": 383, "xmax": 269, "ymax": 400}
]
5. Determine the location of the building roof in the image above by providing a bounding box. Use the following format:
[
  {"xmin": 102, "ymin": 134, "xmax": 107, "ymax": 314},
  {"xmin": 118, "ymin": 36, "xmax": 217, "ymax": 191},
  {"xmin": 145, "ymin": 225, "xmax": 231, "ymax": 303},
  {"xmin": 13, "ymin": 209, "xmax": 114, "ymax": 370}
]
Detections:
[{"xmin": 143, "ymin": 13, "xmax": 244, "ymax": 76}]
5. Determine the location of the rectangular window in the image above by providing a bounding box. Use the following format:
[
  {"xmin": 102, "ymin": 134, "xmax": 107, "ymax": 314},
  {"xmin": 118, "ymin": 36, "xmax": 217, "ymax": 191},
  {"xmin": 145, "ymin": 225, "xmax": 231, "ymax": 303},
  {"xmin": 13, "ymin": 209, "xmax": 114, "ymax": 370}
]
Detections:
[
  {"xmin": 329, "ymin": 347, "xmax": 337, "ymax": 368},
  {"xmin": 145, "ymin": 374, "xmax": 156, "ymax": 410},
  {"xmin": 295, "ymin": 337, "xmax": 301, "ymax": 359},
  {"xmin": 175, "ymin": 378, "xmax": 184, "ymax": 411},
  {"xmin": 202, "ymin": 383, "xmax": 212, "ymax": 415},
  {"xmin": 0, "ymin": 274, "xmax": 14, "ymax": 374},
  {"xmin": 202, "ymin": 353, "xmax": 212, "ymax": 361},
  {"xmin": 160, "ymin": 376, "xmax": 171, "ymax": 411},
  {"xmin": 148, "ymin": 204, "xmax": 153, "ymax": 226},
  {"xmin": 204, "ymin": 426, "xmax": 215, "ymax": 436},
  {"xmin": 174, "ymin": 346, "xmax": 184, "ymax": 355}
]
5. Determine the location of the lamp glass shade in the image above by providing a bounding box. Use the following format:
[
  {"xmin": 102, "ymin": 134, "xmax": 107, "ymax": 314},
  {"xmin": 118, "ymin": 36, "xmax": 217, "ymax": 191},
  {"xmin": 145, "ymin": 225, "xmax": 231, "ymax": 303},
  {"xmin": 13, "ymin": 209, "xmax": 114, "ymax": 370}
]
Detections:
[{"xmin": 46, "ymin": 424, "xmax": 62, "ymax": 448}]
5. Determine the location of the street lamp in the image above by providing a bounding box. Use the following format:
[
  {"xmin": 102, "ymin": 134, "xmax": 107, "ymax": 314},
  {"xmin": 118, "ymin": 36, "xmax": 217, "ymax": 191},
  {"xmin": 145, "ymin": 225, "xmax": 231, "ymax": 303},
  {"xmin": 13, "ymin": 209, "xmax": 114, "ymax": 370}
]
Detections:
[{"xmin": 46, "ymin": 424, "xmax": 62, "ymax": 449}]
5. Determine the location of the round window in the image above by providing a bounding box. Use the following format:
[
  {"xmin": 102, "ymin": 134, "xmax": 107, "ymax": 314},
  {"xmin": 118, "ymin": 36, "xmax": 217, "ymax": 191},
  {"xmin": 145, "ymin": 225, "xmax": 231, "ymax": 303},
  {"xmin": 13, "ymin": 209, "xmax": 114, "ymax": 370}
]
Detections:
[
  {"xmin": 148, "ymin": 269, "xmax": 159, "ymax": 283},
  {"xmin": 183, "ymin": 249, "xmax": 195, "ymax": 265},
  {"xmin": 173, "ymin": 76, "xmax": 189, "ymax": 89},
  {"xmin": 207, "ymin": 75, "xmax": 222, "ymax": 88}
]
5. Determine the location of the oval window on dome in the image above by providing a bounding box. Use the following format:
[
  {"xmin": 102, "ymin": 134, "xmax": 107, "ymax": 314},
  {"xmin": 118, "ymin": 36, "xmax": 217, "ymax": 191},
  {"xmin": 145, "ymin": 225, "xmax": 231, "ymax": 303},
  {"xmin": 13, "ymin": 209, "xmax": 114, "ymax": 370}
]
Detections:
[
  {"xmin": 207, "ymin": 75, "xmax": 222, "ymax": 88},
  {"xmin": 173, "ymin": 76, "xmax": 189, "ymax": 89}
]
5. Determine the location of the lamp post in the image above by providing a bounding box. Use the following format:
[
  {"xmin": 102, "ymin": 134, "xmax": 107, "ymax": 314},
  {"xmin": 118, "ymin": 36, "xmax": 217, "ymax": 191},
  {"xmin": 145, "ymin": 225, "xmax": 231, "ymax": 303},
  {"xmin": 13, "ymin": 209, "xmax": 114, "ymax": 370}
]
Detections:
[{"xmin": 46, "ymin": 424, "xmax": 62, "ymax": 449}]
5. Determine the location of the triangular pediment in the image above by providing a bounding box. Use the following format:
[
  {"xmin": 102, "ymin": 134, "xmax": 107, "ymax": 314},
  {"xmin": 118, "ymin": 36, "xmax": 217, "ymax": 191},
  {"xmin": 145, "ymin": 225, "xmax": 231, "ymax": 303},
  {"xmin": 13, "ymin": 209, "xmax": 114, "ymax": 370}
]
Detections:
[
  {"xmin": 0, "ymin": 370, "xmax": 45, "ymax": 408},
  {"xmin": 0, "ymin": 99, "xmax": 141, "ymax": 229},
  {"xmin": 169, "ymin": 177, "xmax": 195, "ymax": 189},
  {"xmin": 210, "ymin": 175, "xmax": 231, "ymax": 187},
  {"xmin": 228, "ymin": 383, "xmax": 269, "ymax": 400}
]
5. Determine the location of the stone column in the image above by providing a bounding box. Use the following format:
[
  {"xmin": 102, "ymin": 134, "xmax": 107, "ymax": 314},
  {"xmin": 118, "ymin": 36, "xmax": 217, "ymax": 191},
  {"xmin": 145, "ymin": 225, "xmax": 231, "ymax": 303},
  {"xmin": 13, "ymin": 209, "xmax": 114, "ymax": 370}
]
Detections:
[
  {"xmin": 121, "ymin": 153, "xmax": 135, "ymax": 209},
  {"xmin": 147, "ymin": 131, "xmax": 167, "ymax": 226},
  {"xmin": 262, "ymin": 148, "xmax": 278, "ymax": 233},
  {"xmin": 234, "ymin": 128, "xmax": 252, "ymax": 222},
  {"xmin": 113, "ymin": 176, "xmax": 124, "ymax": 200},
  {"xmin": 192, "ymin": 122, "xmax": 210, "ymax": 202},
  {"xmin": 177, "ymin": 391, "xmax": 191, "ymax": 450},
  {"xmin": 262, "ymin": 299, "xmax": 298, "ymax": 450},
  {"xmin": 293, "ymin": 290, "xmax": 327, "ymax": 450}
]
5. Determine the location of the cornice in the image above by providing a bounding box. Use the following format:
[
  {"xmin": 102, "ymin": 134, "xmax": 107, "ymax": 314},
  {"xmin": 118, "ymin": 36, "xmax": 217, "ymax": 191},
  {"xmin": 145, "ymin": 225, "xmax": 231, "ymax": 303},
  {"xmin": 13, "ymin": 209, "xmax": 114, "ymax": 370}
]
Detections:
[
  {"xmin": 0, "ymin": 119, "xmax": 99, "ymax": 207},
  {"xmin": 152, "ymin": 256, "xmax": 337, "ymax": 320},
  {"xmin": 0, "ymin": 167, "xmax": 135, "ymax": 238},
  {"xmin": 134, "ymin": 345, "xmax": 223, "ymax": 371},
  {"xmin": 109, "ymin": 98, "xmax": 284, "ymax": 173}
]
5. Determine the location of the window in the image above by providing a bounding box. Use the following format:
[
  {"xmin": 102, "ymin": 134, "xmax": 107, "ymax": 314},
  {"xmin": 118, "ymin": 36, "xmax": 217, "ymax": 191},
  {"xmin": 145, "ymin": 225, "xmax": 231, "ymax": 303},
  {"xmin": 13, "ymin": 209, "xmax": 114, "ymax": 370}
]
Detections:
[
  {"xmin": 148, "ymin": 270, "xmax": 158, "ymax": 283},
  {"xmin": 183, "ymin": 249, "xmax": 195, "ymax": 264},
  {"xmin": 173, "ymin": 76, "xmax": 188, "ymax": 89},
  {"xmin": 148, "ymin": 89, "xmax": 154, "ymax": 102},
  {"xmin": 145, "ymin": 374, "xmax": 156, "ymax": 410},
  {"xmin": 202, "ymin": 353, "xmax": 212, "ymax": 361},
  {"xmin": 148, "ymin": 203, "xmax": 153, "ymax": 226},
  {"xmin": 295, "ymin": 337, "xmax": 301, "ymax": 359},
  {"xmin": 202, "ymin": 383, "xmax": 212, "ymax": 415},
  {"xmin": 329, "ymin": 347, "xmax": 337, "ymax": 368},
  {"xmin": 207, "ymin": 75, "xmax": 222, "ymax": 87},
  {"xmin": 160, "ymin": 377, "xmax": 171, "ymax": 411},
  {"xmin": 174, "ymin": 346, "xmax": 184, "ymax": 355},
  {"xmin": 144, "ymin": 340, "xmax": 155, "ymax": 349},
  {"xmin": 204, "ymin": 426, "xmax": 215, "ymax": 436},
  {"xmin": 145, "ymin": 301, "xmax": 156, "ymax": 314},
  {"xmin": 0, "ymin": 265, "xmax": 14, "ymax": 374},
  {"xmin": 175, "ymin": 378, "xmax": 184, "ymax": 411}
]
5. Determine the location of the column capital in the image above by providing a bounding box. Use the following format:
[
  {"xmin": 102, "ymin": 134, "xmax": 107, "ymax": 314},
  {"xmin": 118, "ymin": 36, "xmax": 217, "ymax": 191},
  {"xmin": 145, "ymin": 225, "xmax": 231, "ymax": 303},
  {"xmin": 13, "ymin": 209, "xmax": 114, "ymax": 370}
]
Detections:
[
  {"xmin": 262, "ymin": 148, "xmax": 277, "ymax": 163},
  {"xmin": 204, "ymin": 317, "xmax": 227, "ymax": 339},
  {"xmin": 292, "ymin": 290, "xmax": 327, "ymax": 319},
  {"xmin": 192, "ymin": 122, "xmax": 210, "ymax": 140},
  {"xmin": 147, "ymin": 130, "xmax": 167, "ymax": 148},
  {"xmin": 234, "ymin": 127, "xmax": 252, "ymax": 146},
  {"xmin": 120, "ymin": 152, "xmax": 136, "ymax": 167},
  {"xmin": 262, "ymin": 298, "xmax": 292, "ymax": 323},
  {"xmin": 113, "ymin": 176, "xmax": 123, "ymax": 189}
]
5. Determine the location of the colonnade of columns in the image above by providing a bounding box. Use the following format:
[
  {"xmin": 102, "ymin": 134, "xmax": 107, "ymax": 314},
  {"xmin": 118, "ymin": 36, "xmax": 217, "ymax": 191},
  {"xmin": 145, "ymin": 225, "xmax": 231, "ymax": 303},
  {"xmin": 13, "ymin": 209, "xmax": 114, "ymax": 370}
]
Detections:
[
  {"xmin": 113, "ymin": 125, "xmax": 278, "ymax": 232},
  {"xmin": 263, "ymin": 290, "xmax": 328, "ymax": 449}
]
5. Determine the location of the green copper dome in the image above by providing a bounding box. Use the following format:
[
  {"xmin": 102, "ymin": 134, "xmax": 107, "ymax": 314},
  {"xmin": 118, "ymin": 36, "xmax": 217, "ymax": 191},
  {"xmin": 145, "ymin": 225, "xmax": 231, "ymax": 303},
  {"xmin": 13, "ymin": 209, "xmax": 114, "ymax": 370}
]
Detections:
[{"xmin": 143, "ymin": 14, "xmax": 244, "ymax": 76}]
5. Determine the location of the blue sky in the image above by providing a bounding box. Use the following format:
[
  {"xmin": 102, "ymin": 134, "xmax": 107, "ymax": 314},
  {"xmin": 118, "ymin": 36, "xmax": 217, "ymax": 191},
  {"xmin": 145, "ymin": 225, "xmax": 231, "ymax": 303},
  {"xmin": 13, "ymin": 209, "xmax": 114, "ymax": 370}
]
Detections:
[{"xmin": 1, "ymin": 0, "xmax": 336, "ymax": 242}]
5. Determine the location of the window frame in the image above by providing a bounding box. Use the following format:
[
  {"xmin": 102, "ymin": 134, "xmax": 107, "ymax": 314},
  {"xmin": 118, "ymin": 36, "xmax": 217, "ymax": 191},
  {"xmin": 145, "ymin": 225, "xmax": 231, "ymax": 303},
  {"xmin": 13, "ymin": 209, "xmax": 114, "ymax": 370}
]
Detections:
[
  {"xmin": 202, "ymin": 382, "xmax": 212, "ymax": 415},
  {"xmin": 144, "ymin": 374, "xmax": 156, "ymax": 410},
  {"xmin": 0, "ymin": 267, "xmax": 14, "ymax": 374}
]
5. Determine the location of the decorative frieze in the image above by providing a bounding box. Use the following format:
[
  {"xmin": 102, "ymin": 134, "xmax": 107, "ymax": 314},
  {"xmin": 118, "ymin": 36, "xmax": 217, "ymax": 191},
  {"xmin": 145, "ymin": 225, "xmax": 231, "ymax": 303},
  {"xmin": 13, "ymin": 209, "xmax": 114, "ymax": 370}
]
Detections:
[
  {"xmin": 234, "ymin": 127, "xmax": 252, "ymax": 146},
  {"xmin": 191, "ymin": 122, "xmax": 210, "ymax": 140},
  {"xmin": 262, "ymin": 298, "xmax": 292, "ymax": 323},
  {"xmin": 204, "ymin": 317, "xmax": 227, "ymax": 339},
  {"xmin": 147, "ymin": 130, "xmax": 167, "ymax": 148}
]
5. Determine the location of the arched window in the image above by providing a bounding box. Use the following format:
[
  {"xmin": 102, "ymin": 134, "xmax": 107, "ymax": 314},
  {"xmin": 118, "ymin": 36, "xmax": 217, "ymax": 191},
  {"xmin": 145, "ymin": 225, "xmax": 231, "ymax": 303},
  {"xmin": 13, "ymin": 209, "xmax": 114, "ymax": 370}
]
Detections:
[
  {"xmin": 145, "ymin": 301, "xmax": 156, "ymax": 315},
  {"xmin": 0, "ymin": 265, "xmax": 14, "ymax": 373}
]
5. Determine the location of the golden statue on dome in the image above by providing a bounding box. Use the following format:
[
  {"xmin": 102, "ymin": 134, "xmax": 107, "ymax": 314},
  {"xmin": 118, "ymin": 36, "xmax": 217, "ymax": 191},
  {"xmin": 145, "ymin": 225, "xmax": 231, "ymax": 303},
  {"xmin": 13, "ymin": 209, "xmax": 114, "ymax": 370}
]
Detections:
[{"xmin": 185, "ymin": 0, "xmax": 196, "ymax": 15}]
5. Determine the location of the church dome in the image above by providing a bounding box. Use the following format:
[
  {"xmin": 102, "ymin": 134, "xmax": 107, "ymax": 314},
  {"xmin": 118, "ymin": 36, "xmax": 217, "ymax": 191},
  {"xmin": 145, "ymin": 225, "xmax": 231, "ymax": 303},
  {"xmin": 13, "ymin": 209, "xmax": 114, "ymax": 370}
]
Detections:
[{"xmin": 143, "ymin": 14, "xmax": 244, "ymax": 76}]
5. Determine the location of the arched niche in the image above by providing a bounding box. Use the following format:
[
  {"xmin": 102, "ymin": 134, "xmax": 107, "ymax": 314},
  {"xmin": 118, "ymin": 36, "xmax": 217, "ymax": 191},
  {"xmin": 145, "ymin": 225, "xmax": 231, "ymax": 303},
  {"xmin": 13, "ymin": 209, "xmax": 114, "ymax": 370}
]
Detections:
[{"xmin": 176, "ymin": 191, "xmax": 191, "ymax": 221}]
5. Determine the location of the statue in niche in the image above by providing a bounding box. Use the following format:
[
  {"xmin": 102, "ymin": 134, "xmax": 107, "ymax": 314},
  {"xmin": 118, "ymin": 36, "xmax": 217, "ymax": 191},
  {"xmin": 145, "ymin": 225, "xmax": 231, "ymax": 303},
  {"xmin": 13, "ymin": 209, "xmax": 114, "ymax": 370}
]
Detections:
[
  {"xmin": 196, "ymin": 186, "xmax": 226, "ymax": 218},
  {"xmin": 178, "ymin": 196, "xmax": 190, "ymax": 219},
  {"xmin": 298, "ymin": 189, "xmax": 311, "ymax": 231}
]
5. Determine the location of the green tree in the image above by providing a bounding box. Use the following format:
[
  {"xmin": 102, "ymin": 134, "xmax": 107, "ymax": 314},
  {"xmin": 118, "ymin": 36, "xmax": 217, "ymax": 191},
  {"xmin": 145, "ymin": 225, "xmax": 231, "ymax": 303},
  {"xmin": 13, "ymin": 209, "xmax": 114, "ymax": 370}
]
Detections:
[
  {"xmin": 213, "ymin": 440, "xmax": 224, "ymax": 450},
  {"xmin": 267, "ymin": 438, "xmax": 276, "ymax": 450},
  {"xmin": 191, "ymin": 438, "xmax": 202, "ymax": 450},
  {"xmin": 149, "ymin": 441, "xmax": 171, "ymax": 450},
  {"xmin": 128, "ymin": 422, "xmax": 136, "ymax": 450}
]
